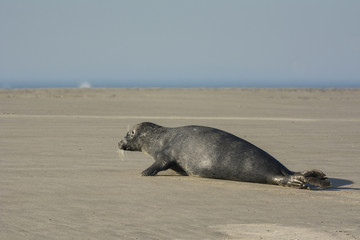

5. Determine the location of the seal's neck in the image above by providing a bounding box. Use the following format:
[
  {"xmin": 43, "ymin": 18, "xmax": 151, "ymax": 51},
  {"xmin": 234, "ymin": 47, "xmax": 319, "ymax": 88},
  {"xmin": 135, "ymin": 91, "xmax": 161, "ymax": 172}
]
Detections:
[{"xmin": 140, "ymin": 128, "xmax": 169, "ymax": 156}]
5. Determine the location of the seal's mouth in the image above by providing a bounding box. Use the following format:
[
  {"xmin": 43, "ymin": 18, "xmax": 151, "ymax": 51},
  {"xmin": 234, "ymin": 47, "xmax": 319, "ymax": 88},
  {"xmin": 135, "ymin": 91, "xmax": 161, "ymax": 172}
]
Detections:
[
  {"xmin": 118, "ymin": 139, "xmax": 133, "ymax": 151},
  {"xmin": 118, "ymin": 139, "xmax": 127, "ymax": 150}
]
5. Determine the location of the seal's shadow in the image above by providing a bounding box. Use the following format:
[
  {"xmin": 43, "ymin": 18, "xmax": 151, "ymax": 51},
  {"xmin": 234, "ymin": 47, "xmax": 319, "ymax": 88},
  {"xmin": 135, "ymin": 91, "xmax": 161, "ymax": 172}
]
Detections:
[
  {"xmin": 158, "ymin": 174, "xmax": 360, "ymax": 191},
  {"xmin": 314, "ymin": 178, "xmax": 360, "ymax": 191}
]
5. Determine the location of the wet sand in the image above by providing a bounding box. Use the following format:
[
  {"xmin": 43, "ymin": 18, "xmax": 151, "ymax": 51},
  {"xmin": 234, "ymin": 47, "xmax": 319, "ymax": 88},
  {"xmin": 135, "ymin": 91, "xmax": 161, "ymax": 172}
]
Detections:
[{"xmin": 1, "ymin": 88, "xmax": 359, "ymax": 239}]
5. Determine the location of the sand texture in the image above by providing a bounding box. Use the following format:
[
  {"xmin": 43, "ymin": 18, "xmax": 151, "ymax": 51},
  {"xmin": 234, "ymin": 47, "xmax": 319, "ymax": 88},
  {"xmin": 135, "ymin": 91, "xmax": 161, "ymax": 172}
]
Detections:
[{"xmin": 1, "ymin": 88, "xmax": 360, "ymax": 239}]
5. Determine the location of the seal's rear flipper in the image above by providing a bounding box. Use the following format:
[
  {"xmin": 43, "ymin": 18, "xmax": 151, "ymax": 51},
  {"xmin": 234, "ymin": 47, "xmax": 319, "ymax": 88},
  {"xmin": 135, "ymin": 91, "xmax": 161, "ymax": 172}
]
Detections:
[
  {"xmin": 301, "ymin": 169, "xmax": 331, "ymax": 188},
  {"xmin": 274, "ymin": 169, "xmax": 331, "ymax": 189}
]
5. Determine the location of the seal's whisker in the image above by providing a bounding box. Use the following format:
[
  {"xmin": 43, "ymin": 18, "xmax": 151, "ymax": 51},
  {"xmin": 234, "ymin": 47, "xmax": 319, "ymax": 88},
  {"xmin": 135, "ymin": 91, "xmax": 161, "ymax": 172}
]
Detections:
[{"xmin": 117, "ymin": 149, "xmax": 127, "ymax": 161}]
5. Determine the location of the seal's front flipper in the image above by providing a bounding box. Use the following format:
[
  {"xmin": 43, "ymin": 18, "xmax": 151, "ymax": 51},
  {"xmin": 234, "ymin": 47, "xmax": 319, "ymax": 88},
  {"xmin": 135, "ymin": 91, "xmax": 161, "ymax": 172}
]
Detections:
[
  {"xmin": 141, "ymin": 167, "xmax": 159, "ymax": 176},
  {"xmin": 141, "ymin": 161, "xmax": 173, "ymax": 176},
  {"xmin": 170, "ymin": 164, "xmax": 188, "ymax": 176},
  {"xmin": 141, "ymin": 162, "xmax": 162, "ymax": 176}
]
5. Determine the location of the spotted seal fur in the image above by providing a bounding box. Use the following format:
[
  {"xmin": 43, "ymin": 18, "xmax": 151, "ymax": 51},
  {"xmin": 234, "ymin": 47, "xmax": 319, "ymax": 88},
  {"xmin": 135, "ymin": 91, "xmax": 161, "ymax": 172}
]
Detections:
[{"xmin": 118, "ymin": 122, "xmax": 330, "ymax": 189}]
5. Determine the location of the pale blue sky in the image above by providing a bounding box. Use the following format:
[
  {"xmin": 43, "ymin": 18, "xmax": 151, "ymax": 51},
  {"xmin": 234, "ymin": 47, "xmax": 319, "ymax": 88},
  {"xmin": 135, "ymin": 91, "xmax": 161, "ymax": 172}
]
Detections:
[{"xmin": 1, "ymin": 0, "xmax": 360, "ymax": 88}]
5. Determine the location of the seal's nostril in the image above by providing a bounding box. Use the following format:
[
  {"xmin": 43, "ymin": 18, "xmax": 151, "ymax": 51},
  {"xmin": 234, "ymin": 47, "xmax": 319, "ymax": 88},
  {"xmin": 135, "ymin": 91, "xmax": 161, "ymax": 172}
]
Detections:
[{"xmin": 118, "ymin": 140, "xmax": 127, "ymax": 150}]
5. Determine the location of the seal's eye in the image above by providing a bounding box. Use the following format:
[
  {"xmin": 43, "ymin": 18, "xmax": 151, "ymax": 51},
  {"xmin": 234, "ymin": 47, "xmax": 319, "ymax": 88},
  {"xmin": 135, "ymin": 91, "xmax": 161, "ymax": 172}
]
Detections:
[
  {"xmin": 125, "ymin": 130, "xmax": 136, "ymax": 140},
  {"xmin": 130, "ymin": 130, "xmax": 136, "ymax": 137}
]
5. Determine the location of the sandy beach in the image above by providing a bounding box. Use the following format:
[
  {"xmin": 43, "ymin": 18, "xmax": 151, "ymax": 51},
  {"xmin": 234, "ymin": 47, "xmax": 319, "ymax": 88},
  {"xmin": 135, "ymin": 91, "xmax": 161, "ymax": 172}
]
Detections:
[{"xmin": 1, "ymin": 88, "xmax": 359, "ymax": 239}]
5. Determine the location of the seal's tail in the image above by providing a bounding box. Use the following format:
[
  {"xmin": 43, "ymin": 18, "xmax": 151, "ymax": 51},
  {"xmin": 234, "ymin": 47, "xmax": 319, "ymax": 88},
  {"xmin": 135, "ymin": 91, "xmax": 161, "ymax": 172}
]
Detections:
[{"xmin": 276, "ymin": 169, "xmax": 331, "ymax": 189}]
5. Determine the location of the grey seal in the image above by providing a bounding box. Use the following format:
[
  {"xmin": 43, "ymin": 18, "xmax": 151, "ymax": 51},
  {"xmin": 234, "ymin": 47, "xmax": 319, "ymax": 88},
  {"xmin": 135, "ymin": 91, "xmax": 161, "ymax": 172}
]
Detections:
[{"xmin": 118, "ymin": 122, "xmax": 330, "ymax": 189}]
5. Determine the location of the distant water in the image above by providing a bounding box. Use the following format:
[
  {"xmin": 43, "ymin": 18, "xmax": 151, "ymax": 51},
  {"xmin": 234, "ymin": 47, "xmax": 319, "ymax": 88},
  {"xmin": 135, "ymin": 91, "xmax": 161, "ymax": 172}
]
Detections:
[{"xmin": 1, "ymin": 79, "xmax": 360, "ymax": 89}]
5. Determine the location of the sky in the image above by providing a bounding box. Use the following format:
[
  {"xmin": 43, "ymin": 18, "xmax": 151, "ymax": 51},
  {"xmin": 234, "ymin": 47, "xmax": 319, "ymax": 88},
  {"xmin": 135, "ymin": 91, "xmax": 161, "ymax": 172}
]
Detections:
[{"xmin": 1, "ymin": 0, "xmax": 360, "ymax": 88}]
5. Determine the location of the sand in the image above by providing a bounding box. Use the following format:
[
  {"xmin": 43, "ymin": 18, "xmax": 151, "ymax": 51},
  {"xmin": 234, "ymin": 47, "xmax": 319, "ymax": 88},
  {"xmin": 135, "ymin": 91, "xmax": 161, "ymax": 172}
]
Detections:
[{"xmin": 1, "ymin": 88, "xmax": 359, "ymax": 240}]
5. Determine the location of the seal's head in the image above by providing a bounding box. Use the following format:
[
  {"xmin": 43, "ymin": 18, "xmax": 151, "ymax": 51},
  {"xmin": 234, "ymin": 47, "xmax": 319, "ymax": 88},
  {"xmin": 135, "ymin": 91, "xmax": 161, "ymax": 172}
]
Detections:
[{"xmin": 118, "ymin": 122, "xmax": 161, "ymax": 152}]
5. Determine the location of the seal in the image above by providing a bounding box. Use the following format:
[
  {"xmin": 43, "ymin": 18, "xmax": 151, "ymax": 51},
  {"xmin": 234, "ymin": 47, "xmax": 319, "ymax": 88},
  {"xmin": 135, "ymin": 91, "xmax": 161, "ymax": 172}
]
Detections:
[{"xmin": 118, "ymin": 122, "xmax": 330, "ymax": 189}]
